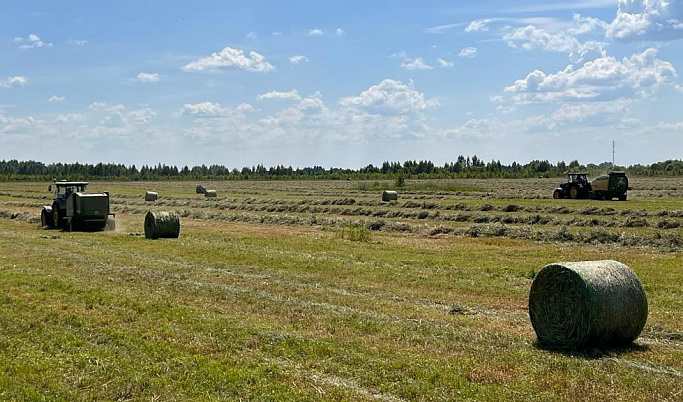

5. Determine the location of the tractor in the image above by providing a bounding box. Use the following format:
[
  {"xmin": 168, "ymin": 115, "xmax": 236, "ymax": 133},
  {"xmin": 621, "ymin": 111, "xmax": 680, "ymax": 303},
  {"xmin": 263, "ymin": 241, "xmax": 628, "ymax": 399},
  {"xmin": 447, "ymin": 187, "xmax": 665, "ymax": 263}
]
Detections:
[
  {"xmin": 40, "ymin": 180, "xmax": 115, "ymax": 231},
  {"xmin": 553, "ymin": 172, "xmax": 591, "ymax": 200},
  {"xmin": 552, "ymin": 172, "xmax": 630, "ymax": 200}
]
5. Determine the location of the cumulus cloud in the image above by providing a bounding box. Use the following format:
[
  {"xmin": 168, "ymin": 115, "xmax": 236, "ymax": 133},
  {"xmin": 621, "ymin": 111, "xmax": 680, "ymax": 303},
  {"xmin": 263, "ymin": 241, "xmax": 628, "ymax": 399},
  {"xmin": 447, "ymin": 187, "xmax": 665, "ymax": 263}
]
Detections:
[
  {"xmin": 401, "ymin": 57, "xmax": 433, "ymax": 70},
  {"xmin": 15, "ymin": 34, "xmax": 52, "ymax": 49},
  {"xmin": 437, "ymin": 58, "xmax": 454, "ymax": 67},
  {"xmin": 339, "ymin": 79, "xmax": 439, "ymax": 115},
  {"xmin": 137, "ymin": 72, "xmax": 161, "ymax": 83},
  {"xmin": 289, "ymin": 55, "xmax": 309, "ymax": 64},
  {"xmin": 181, "ymin": 102, "xmax": 253, "ymax": 118},
  {"xmin": 504, "ymin": 48, "xmax": 677, "ymax": 103},
  {"xmin": 0, "ymin": 76, "xmax": 28, "ymax": 88},
  {"xmin": 182, "ymin": 47, "xmax": 275, "ymax": 72},
  {"xmin": 607, "ymin": 0, "xmax": 683, "ymax": 41},
  {"xmin": 246, "ymin": 31, "xmax": 258, "ymax": 39},
  {"xmin": 308, "ymin": 28, "xmax": 324, "ymax": 36},
  {"xmin": 257, "ymin": 90, "xmax": 302, "ymax": 101},
  {"xmin": 504, "ymin": 25, "xmax": 606, "ymax": 62},
  {"xmin": 48, "ymin": 95, "xmax": 66, "ymax": 102},
  {"xmin": 336, "ymin": 28, "xmax": 346, "ymax": 35},
  {"xmin": 458, "ymin": 47, "xmax": 478, "ymax": 58},
  {"xmin": 465, "ymin": 19, "xmax": 491, "ymax": 32}
]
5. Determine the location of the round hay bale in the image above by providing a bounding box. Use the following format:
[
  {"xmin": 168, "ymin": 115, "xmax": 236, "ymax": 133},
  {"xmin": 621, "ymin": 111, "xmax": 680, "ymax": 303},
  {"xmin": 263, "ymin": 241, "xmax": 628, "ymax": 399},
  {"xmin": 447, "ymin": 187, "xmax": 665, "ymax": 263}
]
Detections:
[
  {"xmin": 529, "ymin": 260, "xmax": 648, "ymax": 350},
  {"xmin": 144, "ymin": 191, "xmax": 158, "ymax": 202},
  {"xmin": 204, "ymin": 189, "xmax": 217, "ymax": 198},
  {"xmin": 144, "ymin": 211, "xmax": 180, "ymax": 239},
  {"xmin": 196, "ymin": 184, "xmax": 206, "ymax": 194},
  {"xmin": 382, "ymin": 190, "xmax": 398, "ymax": 202}
]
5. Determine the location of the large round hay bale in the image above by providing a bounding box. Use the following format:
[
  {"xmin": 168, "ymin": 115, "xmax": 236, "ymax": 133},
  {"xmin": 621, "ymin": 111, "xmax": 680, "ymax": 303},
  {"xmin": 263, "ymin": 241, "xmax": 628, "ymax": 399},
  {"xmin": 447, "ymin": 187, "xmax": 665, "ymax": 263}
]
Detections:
[
  {"xmin": 196, "ymin": 184, "xmax": 206, "ymax": 194},
  {"xmin": 382, "ymin": 190, "xmax": 398, "ymax": 202},
  {"xmin": 144, "ymin": 211, "xmax": 180, "ymax": 239},
  {"xmin": 529, "ymin": 260, "xmax": 648, "ymax": 350},
  {"xmin": 204, "ymin": 189, "xmax": 217, "ymax": 198},
  {"xmin": 144, "ymin": 191, "xmax": 158, "ymax": 202}
]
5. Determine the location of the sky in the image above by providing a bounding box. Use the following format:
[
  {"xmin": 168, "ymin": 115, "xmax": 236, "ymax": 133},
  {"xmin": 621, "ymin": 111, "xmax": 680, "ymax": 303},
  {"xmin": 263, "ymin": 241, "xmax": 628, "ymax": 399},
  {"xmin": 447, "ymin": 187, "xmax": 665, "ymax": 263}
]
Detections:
[{"xmin": 1, "ymin": 0, "xmax": 682, "ymax": 169}]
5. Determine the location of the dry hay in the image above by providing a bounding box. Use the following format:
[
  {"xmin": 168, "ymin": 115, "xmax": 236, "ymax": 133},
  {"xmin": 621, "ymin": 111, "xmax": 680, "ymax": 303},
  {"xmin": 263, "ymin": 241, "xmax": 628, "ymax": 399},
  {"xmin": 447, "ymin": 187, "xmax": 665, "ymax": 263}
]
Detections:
[
  {"xmin": 382, "ymin": 190, "xmax": 398, "ymax": 202},
  {"xmin": 204, "ymin": 190, "xmax": 217, "ymax": 198},
  {"xmin": 144, "ymin": 211, "xmax": 181, "ymax": 239},
  {"xmin": 144, "ymin": 191, "xmax": 159, "ymax": 202},
  {"xmin": 528, "ymin": 260, "xmax": 648, "ymax": 350}
]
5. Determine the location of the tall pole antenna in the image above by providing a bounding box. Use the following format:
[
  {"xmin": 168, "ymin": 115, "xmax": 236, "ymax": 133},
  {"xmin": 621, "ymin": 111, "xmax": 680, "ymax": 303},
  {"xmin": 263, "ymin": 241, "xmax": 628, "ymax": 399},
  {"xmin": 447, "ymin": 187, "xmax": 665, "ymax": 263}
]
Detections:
[{"xmin": 612, "ymin": 140, "xmax": 615, "ymax": 168}]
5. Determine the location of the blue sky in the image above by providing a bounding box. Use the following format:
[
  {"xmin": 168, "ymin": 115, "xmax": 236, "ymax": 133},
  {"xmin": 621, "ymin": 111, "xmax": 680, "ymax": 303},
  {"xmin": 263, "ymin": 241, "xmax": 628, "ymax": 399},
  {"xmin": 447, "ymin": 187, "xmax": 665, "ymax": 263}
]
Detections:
[{"xmin": 1, "ymin": 0, "xmax": 682, "ymax": 168}]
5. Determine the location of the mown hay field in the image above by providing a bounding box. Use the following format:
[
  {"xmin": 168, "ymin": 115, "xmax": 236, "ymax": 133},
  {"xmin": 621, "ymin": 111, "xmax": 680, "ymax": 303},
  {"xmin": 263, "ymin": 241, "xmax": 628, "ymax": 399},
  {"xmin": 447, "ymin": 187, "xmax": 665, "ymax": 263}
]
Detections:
[{"xmin": 0, "ymin": 178, "xmax": 682, "ymax": 401}]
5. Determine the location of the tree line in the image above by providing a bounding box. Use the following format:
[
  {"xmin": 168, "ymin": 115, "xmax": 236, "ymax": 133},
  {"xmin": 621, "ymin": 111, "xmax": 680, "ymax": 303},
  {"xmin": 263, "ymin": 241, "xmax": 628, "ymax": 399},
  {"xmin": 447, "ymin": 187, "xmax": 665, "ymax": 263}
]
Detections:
[{"xmin": 0, "ymin": 157, "xmax": 682, "ymax": 181}]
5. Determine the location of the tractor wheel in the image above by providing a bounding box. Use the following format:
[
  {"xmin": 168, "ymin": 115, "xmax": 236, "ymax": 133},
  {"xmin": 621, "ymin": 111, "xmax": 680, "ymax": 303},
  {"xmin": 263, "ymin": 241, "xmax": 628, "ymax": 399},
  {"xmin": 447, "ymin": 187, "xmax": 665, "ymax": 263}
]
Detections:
[
  {"xmin": 52, "ymin": 208, "xmax": 62, "ymax": 228},
  {"xmin": 619, "ymin": 194, "xmax": 627, "ymax": 201},
  {"xmin": 553, "ymin": 189, "xmax": 562, "ymax": 199},
  {"xmin": 569, "ymin": 186, "xmax": 579, "ymax": 199},
  {"xmin": 41, "ymin": 210, "xmax": 52, "ymax": 228}
]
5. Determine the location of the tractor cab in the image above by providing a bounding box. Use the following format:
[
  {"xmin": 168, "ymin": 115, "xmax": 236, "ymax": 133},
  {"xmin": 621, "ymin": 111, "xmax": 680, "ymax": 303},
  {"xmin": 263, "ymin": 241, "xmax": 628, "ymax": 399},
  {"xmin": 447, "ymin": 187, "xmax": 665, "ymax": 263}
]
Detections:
[
  {"xmin": 567, "ymin": 173, "xmax": 588, "ymax": 185},
  {"xmin": 553, "ymin": 172, "xmax": 592, "ymax": 199},
  {"xmin": 52, "ymin": 181, "xmax": 89, "ymax": 201}
]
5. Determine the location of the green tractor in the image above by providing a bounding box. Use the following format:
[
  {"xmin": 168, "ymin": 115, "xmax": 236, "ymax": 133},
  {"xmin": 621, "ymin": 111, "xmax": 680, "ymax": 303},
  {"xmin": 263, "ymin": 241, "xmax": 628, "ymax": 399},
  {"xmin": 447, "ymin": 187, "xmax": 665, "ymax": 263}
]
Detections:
[
  {"xmin": 553, "ymin": 172, "xmax": 591, "ymax": 200},
  {"xmin": 552, "ymin": 172, "xmax": 630, "ymax": 201},
  {"xmin": 40, "ymin": 181, "xmax": 115, "ymax": 231}
]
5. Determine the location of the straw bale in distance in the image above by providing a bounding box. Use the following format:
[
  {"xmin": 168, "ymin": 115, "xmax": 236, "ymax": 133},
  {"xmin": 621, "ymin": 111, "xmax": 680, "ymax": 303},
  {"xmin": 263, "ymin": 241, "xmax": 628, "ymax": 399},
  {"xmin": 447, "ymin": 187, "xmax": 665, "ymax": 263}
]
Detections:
[
  {"xmin": 528, "ymin": 260, "xmax": 648, "ymax": 350},
  {"xmin": 144, "ymin": 191, "xmax": 158, "ymax": 202},
  {"xmin": 144, "ymin": 211, "xmax": 180, "ymax": 239},
  {"xmin": 204, "ymin": 190, "xmax": 217, "ymax": 198},
  {"xmin": 382, "ymin": 190, "xmax": 398, "ymax": 202}
]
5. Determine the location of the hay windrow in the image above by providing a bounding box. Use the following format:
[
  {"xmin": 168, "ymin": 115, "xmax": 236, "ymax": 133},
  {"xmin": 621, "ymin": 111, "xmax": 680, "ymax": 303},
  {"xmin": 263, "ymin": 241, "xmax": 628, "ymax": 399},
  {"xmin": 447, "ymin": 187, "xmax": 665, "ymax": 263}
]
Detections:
[{"xmin": 529, "ymin": 260, "xmax": 648, "ymax": 350}]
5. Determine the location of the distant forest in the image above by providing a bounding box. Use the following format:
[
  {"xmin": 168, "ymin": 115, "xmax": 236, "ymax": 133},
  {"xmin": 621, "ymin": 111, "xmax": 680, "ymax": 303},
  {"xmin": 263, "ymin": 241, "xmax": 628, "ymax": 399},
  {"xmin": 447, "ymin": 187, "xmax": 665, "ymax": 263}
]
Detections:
[{"xmin": 1, "ymin": 157, "xmax": 682, "ymax": 181}]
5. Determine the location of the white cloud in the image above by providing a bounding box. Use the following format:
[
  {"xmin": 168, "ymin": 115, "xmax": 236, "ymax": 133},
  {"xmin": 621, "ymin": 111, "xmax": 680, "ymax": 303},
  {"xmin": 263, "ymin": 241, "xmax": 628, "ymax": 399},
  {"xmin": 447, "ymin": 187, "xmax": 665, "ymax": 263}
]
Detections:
[
  {"xmin": 246, "ymin": 31, "xmax": 258, "ymax": 39},
  {"xmin": 503, "ymin": 25, "xmax": 606, "ymax": 62},
  {"xmin": 607, "ymin": 0, "xmax": 683, "ymax": 41},
  {"xmin": 15, "ymin": 34, "xmax": 52, "ymax": 49},
  {"xmin": 550, "ymin": 99, "xmax": 633, "ymax": 122},
  {"xmin": 424, "ymin": 22, "xmax": 466, "ymax": 34},
  {"xmin": 459, "ymin": 47, "xmax": 478, "ymax": 58},
  {"xmin": 137, "ymin": 72, "xmax": 161, "ymax": 83},
  {"xmin": 126, "ymin": 108, "xmax": 157, "ymax": 125},
  {"xmin": 567, "ymin": 13, "xmax": 609, "ymax": 35},
  {"xmin": 257, "ymin": 90, "xmax": 302, "ymax": 101},
  {"xmin": 182, "ymin": 47, "xmax": 275, "ymax": 72},
  {"xmin": 504, "ymin": 49, "xmax": 677, "ymax": 103},
  {"xmin": 181, "ymin": 102, "xmax": 253, "ymax": 118},
  {"xmin": 339, "ymin": 79, "xmax": 439, "ymax": 115},
  {"xmin": 336, "ymin": 28, "xmax": 346, "ymax": 35},
  {"xmin": 437, "ymin": 58, "xmax": 454, "ymax": 67},
  {"xmin": 289, "ymin": 55, "xmax": 309, "ymax": 65},
  {"xmin": 272, "ymin": 31, "xmax": 283, "ymax": 36},
  {"xmin": 401, "ymin": 57, "xmax": 433, "ymax": 70},
  {"xmin": 54, "ymin": 114, "xmax": 84, "ymax": 123},
  {"xmin": 465, "ymin": 19, "xmax": 491, "ymax": 32},
  {"xmin": 68, "ymin": 39, "xmax": 89, "ymax": 46},
  {"xmin": 48, "ymin": 95, "xmax": 66, "ymax": 102},
  {"xmin": 0, "ymin": 76, "xmax": 28, "ymax": 88},
  {"xmin": 308, "ymin": 28, "xmax": 324, "ymax": 36}
]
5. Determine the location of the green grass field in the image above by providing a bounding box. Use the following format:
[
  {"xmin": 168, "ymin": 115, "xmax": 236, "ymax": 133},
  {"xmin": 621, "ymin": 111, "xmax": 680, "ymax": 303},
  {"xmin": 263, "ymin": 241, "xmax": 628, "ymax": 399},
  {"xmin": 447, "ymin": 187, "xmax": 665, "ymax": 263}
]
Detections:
[{"xmin": 0, "ymin": 179, "xmax": 682, "ymax": 401}]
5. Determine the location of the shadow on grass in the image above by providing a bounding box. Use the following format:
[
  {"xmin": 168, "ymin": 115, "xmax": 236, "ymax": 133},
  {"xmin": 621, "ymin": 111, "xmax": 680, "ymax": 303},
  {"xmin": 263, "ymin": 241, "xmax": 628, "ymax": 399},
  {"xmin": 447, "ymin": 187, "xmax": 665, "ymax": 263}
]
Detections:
[{"xmin": 534, "ymin": 341, "xmax": 650, "ymax": 360}]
